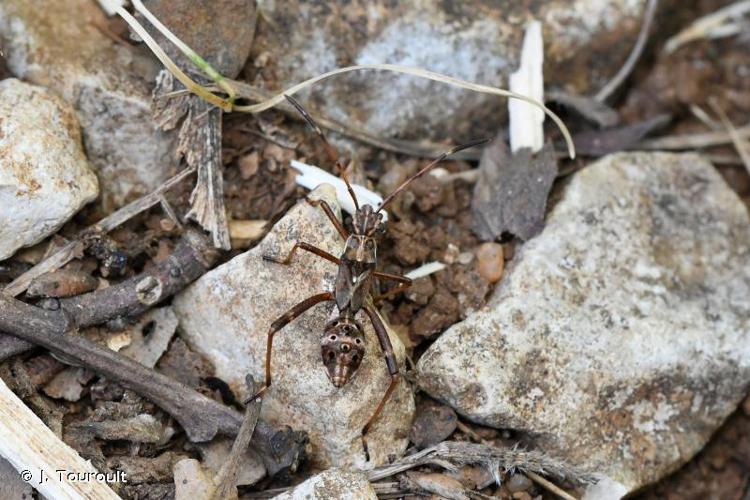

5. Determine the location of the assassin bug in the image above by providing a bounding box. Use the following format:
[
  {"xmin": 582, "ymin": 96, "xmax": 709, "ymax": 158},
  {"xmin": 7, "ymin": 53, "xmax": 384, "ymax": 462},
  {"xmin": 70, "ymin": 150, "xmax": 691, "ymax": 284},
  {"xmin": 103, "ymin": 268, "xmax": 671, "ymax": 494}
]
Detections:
[{"xmin": 246, "ymin": 95, "xmax": 488, "ymax": 433}]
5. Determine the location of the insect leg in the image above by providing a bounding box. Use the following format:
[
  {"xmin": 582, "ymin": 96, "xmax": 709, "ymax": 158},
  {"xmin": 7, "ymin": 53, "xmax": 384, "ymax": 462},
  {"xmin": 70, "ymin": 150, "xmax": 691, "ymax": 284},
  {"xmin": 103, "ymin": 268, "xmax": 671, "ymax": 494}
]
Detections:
[
  {"xmin": 372, "ymin": 271, "xmax": 413, "ymax": 303},
  {"xmin": 263, "ymin": 242, "xmax": 340, "ymax": 266},
  {"xmin": 245, "ymin": 291, "xmax": 334, "ymax": 404},
  {"xmin": 306, "ymin": 198, "xmax": 349, "ymax": 240},
  {"xmin": 362, "ymin": 304, "xmax": 400, "ymax": 434}
]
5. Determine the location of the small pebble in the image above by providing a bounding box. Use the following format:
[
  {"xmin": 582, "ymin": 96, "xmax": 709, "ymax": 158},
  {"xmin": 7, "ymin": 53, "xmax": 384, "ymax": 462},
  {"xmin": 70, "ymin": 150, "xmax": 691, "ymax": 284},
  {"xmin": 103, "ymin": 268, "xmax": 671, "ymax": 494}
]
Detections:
[
  {"xmin": 506, "ymin": 473, "xmax": 533, "ymax": 493},
  {"xmin": 457, "ymin": 251, "xmax": 474, "ymax": 266},
  {"xmin": 476, "ymin": 242, "xmax": 505, "ymax": 283},
  {"xmin": 239, "ymin": 151, "xmax": 259, "ymax": 179},
  {"xmin": 444, "ymin": 243, "xmax": 460, "ymax": 264},
  {"xmin": 512, "ymin": 492, "xmax": 532, "ymax": 500},
  {"xmin": 409, "ymin": 399, "xmax": 458, "ymax": 448}
]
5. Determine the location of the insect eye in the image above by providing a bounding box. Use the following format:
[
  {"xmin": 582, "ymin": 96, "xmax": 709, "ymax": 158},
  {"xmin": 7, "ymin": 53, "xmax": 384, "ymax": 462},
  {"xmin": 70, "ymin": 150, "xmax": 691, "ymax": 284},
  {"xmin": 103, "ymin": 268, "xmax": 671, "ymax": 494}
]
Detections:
[{"xmin": 366, "ymin": 240, "xmax": 374, "ymax": 249}]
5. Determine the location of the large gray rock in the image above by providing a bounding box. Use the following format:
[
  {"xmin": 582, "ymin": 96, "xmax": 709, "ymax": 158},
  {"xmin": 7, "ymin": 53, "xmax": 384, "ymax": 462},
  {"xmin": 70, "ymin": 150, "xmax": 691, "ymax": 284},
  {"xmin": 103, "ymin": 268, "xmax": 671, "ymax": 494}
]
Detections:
[
  {"xmin": 0, "ymin": 0, "xmax": 175, "ymax": 209},
  {"xmin": 417, "ymin": 153, "xmax": 750, "ymax": 495},
  {"xmin": 249, "ymin": 0, "xmax": 651, "ymax": 140},
  {"xmin": 0, "ymin": 79, "xmax": 99, "ymax": 260},
  {"xmin": 174, "ymin": 185, "xmax": 415, "ymax": 468},
  {"xmin": 272, "ymin": 469, "xmax": 376, "ymax": 500}
]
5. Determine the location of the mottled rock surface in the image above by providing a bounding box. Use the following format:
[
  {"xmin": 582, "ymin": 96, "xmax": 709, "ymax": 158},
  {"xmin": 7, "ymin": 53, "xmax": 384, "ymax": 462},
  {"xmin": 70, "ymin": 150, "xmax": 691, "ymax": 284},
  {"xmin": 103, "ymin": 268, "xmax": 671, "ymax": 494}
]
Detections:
[
  {"xmin": 417, "ymin": 153, "xmax": 750, "ymax": 494},
  {"xmin": 174, "ymin": 185, "xmax": 414, "ymax": 468},
  {"xmin": 272, "ymin": 469, "xmax": 376, "ymax": 500},
  {"xmin": 0, "ymin": 79, "xmax": 99, "ymax": 260},
  {"xmin": 0, "ymin": 0, "xmax": 175, "ymax": 209},
  {"xmin": 142, "ymin": 0, "xmax": 255, "ymax": 78},
  {"xmin": 249, "ymin": 0, "xmax": 650, "ymax": 140}
]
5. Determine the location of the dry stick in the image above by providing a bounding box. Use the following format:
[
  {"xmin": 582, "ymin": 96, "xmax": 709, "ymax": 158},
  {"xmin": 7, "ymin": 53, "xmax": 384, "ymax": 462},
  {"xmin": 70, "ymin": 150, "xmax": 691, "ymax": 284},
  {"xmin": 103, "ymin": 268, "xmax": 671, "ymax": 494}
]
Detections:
[
  {"xmin": 0, "ymin": 301, "xmax": 304, "ymax": 477},
  {"xmin": 595, "ymin": 0, "xmax": 659, "ymax": 102},
  {"xmin": 637, "ymin": 125, "xmax": 750, "ymax": 150},
  {"xmin": 3, "ymin": 166, "xmax": 196, "ymax": 297},
  {"xmin": 182, "ymin": 98, "xmax": 231, "ymax": 250},
  {"xmin": 210, "ymin": 377, "xmax": 262, "ymax": 500},
  {"xmin": 709, "ymin": 100, "xmax": 750, "ymax": 174},
  {"xmin": 527, "ymin": 471, "xmax": 578, "ymax": 500},
  {"xmin": 0, "ymin": 229, "xmax": 216, "ymax": 360}
]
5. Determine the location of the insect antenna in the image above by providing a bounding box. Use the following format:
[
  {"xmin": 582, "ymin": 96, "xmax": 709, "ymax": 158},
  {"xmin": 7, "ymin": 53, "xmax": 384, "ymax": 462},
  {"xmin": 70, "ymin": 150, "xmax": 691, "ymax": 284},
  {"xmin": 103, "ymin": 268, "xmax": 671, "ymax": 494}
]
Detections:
[
  {"xmin": 284, "ymin": 94, "xmax": 360, "ymax": 211},
  {"xmin": 376, "ymin": 138, "xmax": 491, "ymax": 214}
]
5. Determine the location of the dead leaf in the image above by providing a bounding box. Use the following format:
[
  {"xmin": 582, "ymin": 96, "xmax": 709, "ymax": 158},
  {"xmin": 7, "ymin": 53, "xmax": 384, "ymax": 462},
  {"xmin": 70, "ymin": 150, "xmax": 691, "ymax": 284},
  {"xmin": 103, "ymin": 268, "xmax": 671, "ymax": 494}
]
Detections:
[
  {"xmin": 546, "ymin": 90, "xmax": 620, "ymax": 128},
  {"xmin": 571, "ymin": 114, "xmax": 670, "ymax": 156},
  {"xmin": 472, "ymin": 140, "xmax": 557, "ymax": 241}
]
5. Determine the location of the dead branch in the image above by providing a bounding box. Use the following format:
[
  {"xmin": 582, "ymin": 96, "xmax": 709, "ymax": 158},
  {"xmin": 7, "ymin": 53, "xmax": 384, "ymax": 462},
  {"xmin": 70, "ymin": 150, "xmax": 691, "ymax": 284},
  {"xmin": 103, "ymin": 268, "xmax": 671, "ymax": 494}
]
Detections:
[
  {"xmin": 366, "ymin": 441, "xmax": 595, "ymax": 485},
  {"xmin": 3, "ymin": 166, "xmax": 196, "ymax": 298},
  {"xmin": 210, "ymin": 376, "xmax": 262, "ymax": 500},
  {"xmin": 0, "ymin": 229, "xmax": 216, "ymax": 360},
  {"xmin": 0, "ymin": 290, "xmax": 306, "ymax": 477},
  {"xmin": 182, "ymin": 98, "xmax": 231, "ymax": 250}
]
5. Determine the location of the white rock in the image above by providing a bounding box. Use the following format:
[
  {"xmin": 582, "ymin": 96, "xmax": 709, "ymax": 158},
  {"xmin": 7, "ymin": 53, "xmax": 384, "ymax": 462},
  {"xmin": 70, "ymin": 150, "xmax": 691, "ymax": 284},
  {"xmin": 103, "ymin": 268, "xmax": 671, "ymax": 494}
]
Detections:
[
  {"xmin": 272, "ymin": 469, "xmax": 376, "ymax": 500},
  {"xmin": 0, "ymin": 0, "xmax": 175, "ymax": 209},
  {"xmin": 174, "ymin": 185, "xmax": 415, "ymax": 468},
  {"xmin": 417, "ymin": 153, "xmax": 750, "ymax": 493},
  {"xmin": 0, "ymin": 79, "xmax": 99, "ymax": 260}
]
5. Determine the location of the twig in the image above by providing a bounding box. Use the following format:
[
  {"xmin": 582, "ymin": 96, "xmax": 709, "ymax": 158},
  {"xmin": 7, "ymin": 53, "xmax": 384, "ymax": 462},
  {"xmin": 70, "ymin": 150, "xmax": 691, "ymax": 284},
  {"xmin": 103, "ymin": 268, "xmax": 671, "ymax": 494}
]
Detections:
[
  {"xmin": 509, "ymin": 21, "xmax": 545, "ymax": 154},
  {"xmin": 664, "ymin": 0, "xmax": 750, "ymax": 54},
  {"xmin": 637, "ymin": 125, "xmax": 750, "ymax": 150},
  {"xmin": 0, "ymin": 229, "xmax": 216, "ymax": 360},
  {"xmin": 182, "ymin": 98, "xmax": 231, "ymax": 250},
  {"xmin": 708, "ymin": 100, "xmax": 750, "ymax": 174},
  {"xmin": 366, "ymin": 441, "xmax": 595, "ymax": 485},
  {"xmin": 3, "ymin": 167, "xmax": 196, "ymax": 297},
  {"xmin": 595, "ymin": 0, "xmax": 658, "ymax": 102},
  {"xmin": 0, "ymin": 293, "xmax": 306, "ymax": 477},
  {"xmin": 210, "ymin": 377, "xmax": 262, "ymax": 500},
  {"xmin": 527, "ymin": 471, "xmax": 578, "ymax": 500},
  {"xmin": 0, "ymin": 377, "xmax": 121, "ymax": 499}
]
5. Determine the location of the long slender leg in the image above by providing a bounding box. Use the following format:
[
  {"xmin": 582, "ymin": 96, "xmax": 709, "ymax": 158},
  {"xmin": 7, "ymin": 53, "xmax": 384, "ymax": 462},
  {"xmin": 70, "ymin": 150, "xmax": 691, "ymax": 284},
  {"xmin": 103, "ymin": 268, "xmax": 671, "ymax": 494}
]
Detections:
[
  {"xmin": 362, "ymin": 304, "xmax": 400, "ymax": 434},
  {"xmin": 372, "ymin": 271, "xmax": 413, "ymax": 303},
  {"xmin": 263, "ymin": 242, "xmax": 340, "ymax": 266},
  {"xmin": 245, "ymin": 292, "xmax": 334, "ymax": 403},
  {"xmin": 307, "ymin": 198, "xmax": 349, "ymax": 240},
  {"xmin": 285, "ymin": 94, "xmax": 361, "ymax": 211}
]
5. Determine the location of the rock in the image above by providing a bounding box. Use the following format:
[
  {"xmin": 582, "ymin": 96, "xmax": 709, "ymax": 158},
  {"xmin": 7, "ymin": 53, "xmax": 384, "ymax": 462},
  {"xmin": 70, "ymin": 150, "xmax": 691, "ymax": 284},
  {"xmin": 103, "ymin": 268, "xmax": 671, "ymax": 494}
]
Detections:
[
  {"xmin": 506, "ymin": 473, "xmax": 533, "ymax": 493},
  {"xmin": 0, "ymin": 0, "xmax": 175, "ymax": 209},
  {"xmin": 174, "ymin": 185, "xmax": 415, "ymax": 468},
  {"xmin": 173, "ymin": 459, "xmax": 216, "ymax": 500},
  {"xmin": 249, "ymin": 0, "xmax": 654, "ymax": 140},
  {"xmin": 475, "ymin": 242, "xmax": 505, "ymax": 283},
  {"xmin": 417, "ymin": 153, "xmax": 750, "ymax": 494},
  {"xmin": 120, "ymin": 307, "xmax": 178, "ymax": 368},
  {"xmin": 272, "ymin": 469, "xmax": 376, "ymax": 500},
  {"xmin": 197, "ymin": 438, "xmax": 265, "ymax": 487},
  {"xmin": 0, "ymin": 79, "xmax": 99, "ymax": 260},
  {"xmin": 409, "ymin": 398, "xmax": 458, "ymax": 448},
  {"xmin": 0, "ymin": 456, "xmax": 34, "ymax": 500},
  {"xmin": 141, "ymin": 0, "xmax": 255, "ymax": 78}
]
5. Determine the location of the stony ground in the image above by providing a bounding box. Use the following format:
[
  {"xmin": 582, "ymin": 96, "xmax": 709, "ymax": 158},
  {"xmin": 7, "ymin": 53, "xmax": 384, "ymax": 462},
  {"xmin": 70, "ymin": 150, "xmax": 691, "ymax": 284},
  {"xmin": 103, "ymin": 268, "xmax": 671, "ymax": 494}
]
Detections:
[{"xmin": 0, "ymin": 0, "xmax": 749, "ymax": 499}]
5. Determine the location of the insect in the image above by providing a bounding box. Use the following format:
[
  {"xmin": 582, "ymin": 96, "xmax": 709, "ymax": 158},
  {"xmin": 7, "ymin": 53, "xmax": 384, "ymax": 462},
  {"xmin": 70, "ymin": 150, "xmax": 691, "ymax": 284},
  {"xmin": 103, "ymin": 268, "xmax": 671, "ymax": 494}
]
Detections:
[{"xmin": 247, "ymin": 95, "xmax": 488, "ymax": 433}]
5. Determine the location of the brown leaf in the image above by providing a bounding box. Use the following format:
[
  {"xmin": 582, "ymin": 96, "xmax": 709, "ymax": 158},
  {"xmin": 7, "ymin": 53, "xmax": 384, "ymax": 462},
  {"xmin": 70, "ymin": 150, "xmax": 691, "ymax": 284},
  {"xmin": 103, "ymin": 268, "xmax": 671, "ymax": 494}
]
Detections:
[
  {"xmin": 571, "ymin": 114, "xmax": 671, "ymax": 156},
  {"xmin": 471, "ymin": 140, "xmax": 557, "ymax": 241}
]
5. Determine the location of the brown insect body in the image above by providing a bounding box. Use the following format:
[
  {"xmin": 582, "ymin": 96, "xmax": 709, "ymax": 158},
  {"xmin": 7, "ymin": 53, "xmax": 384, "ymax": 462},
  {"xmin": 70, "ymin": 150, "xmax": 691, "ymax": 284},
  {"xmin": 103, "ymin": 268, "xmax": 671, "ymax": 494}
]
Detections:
[{"xmin": 248, "ymin": 94, "xmax": 488, "ymax": 434}]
